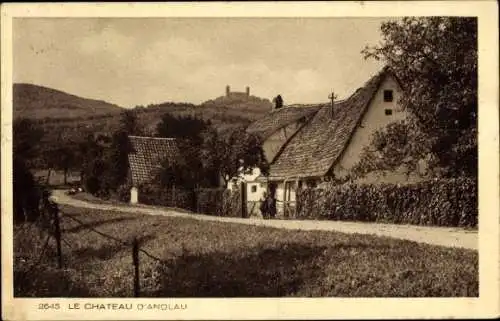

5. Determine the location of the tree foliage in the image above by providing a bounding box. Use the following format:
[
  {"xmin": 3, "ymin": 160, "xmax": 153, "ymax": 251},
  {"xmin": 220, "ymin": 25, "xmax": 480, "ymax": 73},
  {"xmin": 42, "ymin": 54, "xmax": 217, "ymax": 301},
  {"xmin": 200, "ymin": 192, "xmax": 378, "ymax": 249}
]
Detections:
[
  {"xmin": 156, "ymin": 114, "xmax": 217, "ymax": 189},
  {"xmin": 201, "ymin": 126, "xmax": 268, "ymax": 186},
  {"xmin": 13, "ymin": 119, "xmax": 45, "ymax": 222},
  {"xmin": 156, "ymin": 113, "xmax": 211, "ymax": 145},
  {"xmin": 352, "ymin": 119, "xmax": 434, "ymax": 178},
  {"xmin": 107, "ymin": 110, "xmax": 142, "ymax": 188},
  {"xmin": 79, "ymin": 110, "xmax": 143, "ymax": 196},
  {"xmin": 362, "ymin": 17, "xmax": 477, "ymax": 177}
]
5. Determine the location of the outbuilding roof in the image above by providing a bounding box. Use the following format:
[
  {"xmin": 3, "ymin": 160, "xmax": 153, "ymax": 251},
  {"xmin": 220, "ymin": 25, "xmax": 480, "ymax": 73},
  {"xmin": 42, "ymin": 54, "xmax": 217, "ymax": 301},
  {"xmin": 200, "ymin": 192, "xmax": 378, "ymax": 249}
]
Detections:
[{"xmin": 127, "ymin": 136, "xmax": 179, "ymax": 187}]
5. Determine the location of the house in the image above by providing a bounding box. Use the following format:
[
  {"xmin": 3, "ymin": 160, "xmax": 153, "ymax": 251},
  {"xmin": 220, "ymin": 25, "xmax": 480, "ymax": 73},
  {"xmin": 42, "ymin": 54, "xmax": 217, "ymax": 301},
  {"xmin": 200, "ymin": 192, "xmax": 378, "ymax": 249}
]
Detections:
[
  {"xmin": 244, "ymin": 66, "xmax": 409, "ymax": 214},
  {"xmin": 223, "ymin": 102, "xmax": 320, "ymax": 214},
  {"xmin": 246, "ymin": 103, "xmax": 322, "ymax": 163},
  {"xmin": 127, "ymin": 135, "xmax": 180, "ymax": 204}
]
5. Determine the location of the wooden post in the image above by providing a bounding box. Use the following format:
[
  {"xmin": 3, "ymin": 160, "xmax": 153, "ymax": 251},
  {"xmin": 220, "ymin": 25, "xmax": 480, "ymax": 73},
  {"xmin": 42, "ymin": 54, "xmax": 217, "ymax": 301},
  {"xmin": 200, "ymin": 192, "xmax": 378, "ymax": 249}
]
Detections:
[
  {"xmin": 172, "ymin": 185, "xmax": 176, "ymax": 208},
  {"xmin": 193, "ymin": 189, "xmax": 198, "ymax": 213},
  {"xmin": 52, "ymin": 203, "xmax": 63, "ymax": 269},
  {"xmin": 132, "ymin": 238, "xmax": 140, "ymax": 297},
  {"xmin": 240, "ymin": 182, "xmax": 247, "ymax": 218}
]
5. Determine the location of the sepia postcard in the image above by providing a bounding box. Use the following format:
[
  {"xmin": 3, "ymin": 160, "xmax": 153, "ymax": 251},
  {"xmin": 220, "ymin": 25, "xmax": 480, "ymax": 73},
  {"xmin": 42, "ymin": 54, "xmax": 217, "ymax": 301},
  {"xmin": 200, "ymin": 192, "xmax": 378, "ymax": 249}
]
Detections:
[{"xmin": 1, "ymin": 1, "xmax": 499, "ymax": 320}]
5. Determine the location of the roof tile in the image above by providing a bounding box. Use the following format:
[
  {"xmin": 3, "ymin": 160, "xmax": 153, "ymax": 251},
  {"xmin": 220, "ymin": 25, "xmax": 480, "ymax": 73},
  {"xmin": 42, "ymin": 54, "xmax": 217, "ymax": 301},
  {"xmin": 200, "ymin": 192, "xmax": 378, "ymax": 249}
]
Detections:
[
  {"xmin": 128, "ymin": 136, "xmax": 180, "ymax": 186},
  {"xmin": 246, "ymin": 105, "xmax": 321, "ymax": 139},
  {"xmin": 267, "ymin": 67, "xmax": 391, "ymax": 180}
]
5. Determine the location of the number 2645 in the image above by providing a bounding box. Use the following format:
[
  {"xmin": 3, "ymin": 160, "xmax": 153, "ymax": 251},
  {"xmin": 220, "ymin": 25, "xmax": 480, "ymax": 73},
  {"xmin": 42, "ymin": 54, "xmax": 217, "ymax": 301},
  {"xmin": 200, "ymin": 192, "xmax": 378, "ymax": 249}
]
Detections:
[{"xmin": 38, "ymin": 303, "xmax": 60, "ymax": 310}]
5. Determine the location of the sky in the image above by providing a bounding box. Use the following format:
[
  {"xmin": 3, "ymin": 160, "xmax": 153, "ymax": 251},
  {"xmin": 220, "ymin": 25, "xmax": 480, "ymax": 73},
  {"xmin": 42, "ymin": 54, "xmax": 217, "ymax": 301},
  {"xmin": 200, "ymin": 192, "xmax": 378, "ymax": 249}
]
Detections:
[{"xmin": 13, "ymin": 18, "xmax": 390, "ymax": 108}]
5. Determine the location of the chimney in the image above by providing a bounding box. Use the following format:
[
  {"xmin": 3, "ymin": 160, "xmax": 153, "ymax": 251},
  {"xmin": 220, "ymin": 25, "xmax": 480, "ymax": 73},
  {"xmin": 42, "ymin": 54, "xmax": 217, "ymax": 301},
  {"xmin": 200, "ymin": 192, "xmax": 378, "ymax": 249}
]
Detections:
[
  {"xmin": 273, "ymin": 95, "xmax": 283, "ymax": 110},
  {"xmin": 246, "ymin": 86, "xmax": 250, "ymax": 97},
  {"xmin": 226, "ymin": 85, "xmax": 230, "ymax": 97}
]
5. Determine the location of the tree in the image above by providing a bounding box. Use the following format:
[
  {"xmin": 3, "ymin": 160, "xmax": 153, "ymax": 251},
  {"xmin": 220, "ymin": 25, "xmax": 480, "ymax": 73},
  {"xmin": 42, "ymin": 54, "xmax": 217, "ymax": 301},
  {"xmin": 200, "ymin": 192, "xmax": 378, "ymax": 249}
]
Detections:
[
  {"xmin": 13, "ymin": 118, "xmax": 44, "ymax": 163},
  {"xmin": 58, "ymin": 146, "xmax": 76, "ymax": 185},
  {"xmin": 42, "ymin": 145, "xmax": 77, "ymax": 185},
  {"xmin": 120, "ymin": 109, "xmax": 142, "ymax": 135},
  {"xmin": 13, "ymin": 119, "xmax": 45, "ymax": 222},
  {"xmin": 352, "ymin": 119, "xmax": 434, "ymax": 178},
  {"xmin": 106, "ymin": 110, "xmax": 142, "ymax": 189},
  {"xmin": 362, "ymin": 17, "xmax": 477, "ymax": 177},
  {"xmin": 201, "ymin": 127, "xmax": 268, "ymax": 186},
  {"xmin": 156, "ymin": 113, "xmax": 211, "ymax": 145},
  {"xmin": 155, "ymin": 114, "xmax": 215, "ymax": 189}
]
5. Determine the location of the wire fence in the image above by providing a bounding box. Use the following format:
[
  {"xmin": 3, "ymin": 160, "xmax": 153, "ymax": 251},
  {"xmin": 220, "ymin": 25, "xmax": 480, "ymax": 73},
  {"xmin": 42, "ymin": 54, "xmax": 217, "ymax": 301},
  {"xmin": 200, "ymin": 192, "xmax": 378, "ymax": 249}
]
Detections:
[{"xmin": 14, "ymin": 197, "xmax": 167, "ymax": 297}]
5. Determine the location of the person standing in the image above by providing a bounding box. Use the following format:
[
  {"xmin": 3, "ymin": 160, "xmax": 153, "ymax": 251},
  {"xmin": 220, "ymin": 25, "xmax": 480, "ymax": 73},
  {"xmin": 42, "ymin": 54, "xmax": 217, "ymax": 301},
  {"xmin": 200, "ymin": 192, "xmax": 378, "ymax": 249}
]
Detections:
[
  {"xmin": 260, "ymin": 192, "xmax": 269, "ymax": 219},
  {"xmin": 267, "ymin": 193, "xmax": 277, "ymax": 219}
]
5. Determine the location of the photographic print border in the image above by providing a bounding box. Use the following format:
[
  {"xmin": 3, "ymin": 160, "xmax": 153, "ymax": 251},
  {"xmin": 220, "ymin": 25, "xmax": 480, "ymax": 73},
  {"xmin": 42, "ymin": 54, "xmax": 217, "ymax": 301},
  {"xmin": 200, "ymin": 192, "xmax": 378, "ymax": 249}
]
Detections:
[{"xmin": 1, "ymin": 1, "xmax": 499, "ymax": 320}]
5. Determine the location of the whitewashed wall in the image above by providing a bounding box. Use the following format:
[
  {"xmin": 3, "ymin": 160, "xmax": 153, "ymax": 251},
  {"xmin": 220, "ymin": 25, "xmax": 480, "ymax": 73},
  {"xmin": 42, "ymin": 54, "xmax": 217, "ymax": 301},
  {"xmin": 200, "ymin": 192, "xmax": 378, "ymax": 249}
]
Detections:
[{"xmin": 334, "ymin": 74, "xmax": 408, "ymax": 178}]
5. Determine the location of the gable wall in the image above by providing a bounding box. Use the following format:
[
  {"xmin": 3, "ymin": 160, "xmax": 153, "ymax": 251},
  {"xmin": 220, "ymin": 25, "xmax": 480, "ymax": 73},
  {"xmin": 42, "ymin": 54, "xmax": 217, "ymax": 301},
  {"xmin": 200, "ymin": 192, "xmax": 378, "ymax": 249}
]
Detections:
[{"xmin": 333, "ymin": 74, "xmax": 408, "ymax": 177}]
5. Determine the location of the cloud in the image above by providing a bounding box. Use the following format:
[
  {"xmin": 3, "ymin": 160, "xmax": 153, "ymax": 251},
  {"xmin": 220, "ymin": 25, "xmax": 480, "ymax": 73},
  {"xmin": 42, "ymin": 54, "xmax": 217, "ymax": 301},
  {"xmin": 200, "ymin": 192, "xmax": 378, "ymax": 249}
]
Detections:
[
  {"xmin": 14, "ymin": 18, "xmax": 389, "ymax": 107},
  {"xmin": 79, "ymin": 27, "xmax": 136, "ymax": 56},
  {"xmin": 137, "ymin": 37, "xmax": 210, "ymax": 75}
]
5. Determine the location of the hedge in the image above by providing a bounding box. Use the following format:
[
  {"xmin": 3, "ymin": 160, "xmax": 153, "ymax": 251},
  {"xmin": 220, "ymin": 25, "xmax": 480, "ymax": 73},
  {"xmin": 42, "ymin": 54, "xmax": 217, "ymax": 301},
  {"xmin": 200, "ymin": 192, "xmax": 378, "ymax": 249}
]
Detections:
[
  {"xmin": 138, "ymin": 184, "xmax": 243, "ymax": 217},
  {"xmin": 222, "ymin": 188, "xmax": 243, "ymax": 217},
  {"xmin": 138, "ymin": 184, "xmax": 195, "ymax": 211},
  {"xmin": 196, "ymin": 188, "xmax": 243, "ymax": 217},
  {"xmin": 296, "ymin": 177, "xmax": 477, "ymax": 227}
]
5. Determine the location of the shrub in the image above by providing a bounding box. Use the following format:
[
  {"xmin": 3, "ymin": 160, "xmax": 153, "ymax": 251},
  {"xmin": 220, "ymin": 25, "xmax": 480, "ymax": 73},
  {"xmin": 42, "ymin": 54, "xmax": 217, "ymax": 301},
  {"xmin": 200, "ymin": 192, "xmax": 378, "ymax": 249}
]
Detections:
[
  {"xmin": 138, "ymin": 183, "xmax": 244, "ymax": 218},
  {"xmin": 221, "ymin": 188, "xmax": 242, "ymax": 217},
  {"xmin": 138, "ymin": 183, "xmax": 195, "ymax": 211},
  {"xmin": 195, "ymin": 188, "xmax": 225, "ymax": 216},
  {"xmin": 296, "ymin": 177, "xmax": 477, "ymax": 227},
  {"xmin": 117, "ymin": 184, "xmax": 131, "ymax": 203}
]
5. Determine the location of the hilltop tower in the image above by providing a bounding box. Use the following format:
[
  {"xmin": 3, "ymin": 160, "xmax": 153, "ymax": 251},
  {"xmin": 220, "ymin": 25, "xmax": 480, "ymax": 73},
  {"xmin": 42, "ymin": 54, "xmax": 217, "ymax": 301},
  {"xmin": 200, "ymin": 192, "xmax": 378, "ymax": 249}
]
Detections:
[{"xmin": 225, "ymin": 86, "xmax": 251, "ymax": 100}]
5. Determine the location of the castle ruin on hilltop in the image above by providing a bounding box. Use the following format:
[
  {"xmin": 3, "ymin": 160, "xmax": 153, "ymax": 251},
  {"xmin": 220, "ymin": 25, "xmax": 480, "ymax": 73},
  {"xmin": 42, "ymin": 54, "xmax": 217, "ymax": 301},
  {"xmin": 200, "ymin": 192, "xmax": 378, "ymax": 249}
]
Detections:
[{"xmin": 225, "ymin": 85, "xmax": 250, "ymax": 99}]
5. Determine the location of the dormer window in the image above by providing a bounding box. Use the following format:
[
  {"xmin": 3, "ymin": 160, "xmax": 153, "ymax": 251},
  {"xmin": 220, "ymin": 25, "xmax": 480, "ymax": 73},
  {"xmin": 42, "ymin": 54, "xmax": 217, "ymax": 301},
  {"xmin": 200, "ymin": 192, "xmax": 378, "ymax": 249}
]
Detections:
[{"xmin": 383, "ymin": 90, "xmax": 393, "ymax": 102}]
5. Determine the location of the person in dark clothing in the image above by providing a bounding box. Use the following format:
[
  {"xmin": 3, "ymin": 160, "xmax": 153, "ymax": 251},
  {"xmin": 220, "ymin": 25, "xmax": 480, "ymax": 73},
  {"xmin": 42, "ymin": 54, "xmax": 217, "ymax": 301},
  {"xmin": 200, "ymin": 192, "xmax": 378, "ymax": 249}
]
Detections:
[
  {"xmin": 267, "ymin": 193, "xmax": 277, "ymax": 219},
  {"xmin": 259, "ymin": 192, "xmax": 269, "ymax": 219}
]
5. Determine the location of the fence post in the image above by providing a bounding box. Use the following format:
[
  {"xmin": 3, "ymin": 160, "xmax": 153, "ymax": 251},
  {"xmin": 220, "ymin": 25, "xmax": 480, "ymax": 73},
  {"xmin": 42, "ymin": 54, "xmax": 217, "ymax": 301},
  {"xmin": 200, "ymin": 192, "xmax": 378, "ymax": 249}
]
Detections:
[
  {"xmin": 172, "ymin": 185, "xmax": 176, "ymax": 208},
  {"xmin": 193, "ymin": 189, "xmax": 198, "ymax": 213},
  {"xmin": 52, "ymin": 203, "xmax": 63, "ymax": 269},
  {"xmin": 240, "ymin": 182, "xmax": 247, "ymax": 218},
  {"xmin": 132, "ymin": 237, "xmax": 140, "ymax": 297}
]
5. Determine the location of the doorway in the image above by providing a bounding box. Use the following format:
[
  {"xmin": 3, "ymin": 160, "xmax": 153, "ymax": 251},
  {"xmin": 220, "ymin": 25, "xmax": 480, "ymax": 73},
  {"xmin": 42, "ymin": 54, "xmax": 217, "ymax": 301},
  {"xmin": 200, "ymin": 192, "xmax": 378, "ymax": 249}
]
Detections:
[{"xmin": 268, "ymin": 182, "xmax": 277, "ymax": 198}]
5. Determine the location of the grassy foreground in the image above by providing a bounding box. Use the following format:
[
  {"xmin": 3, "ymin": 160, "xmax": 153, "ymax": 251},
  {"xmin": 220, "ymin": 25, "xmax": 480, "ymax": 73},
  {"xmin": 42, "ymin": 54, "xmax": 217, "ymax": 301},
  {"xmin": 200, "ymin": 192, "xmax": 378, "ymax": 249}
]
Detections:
[{"xmin": 14, "ymin": 205, "xmax": 478, "ymax": 297}]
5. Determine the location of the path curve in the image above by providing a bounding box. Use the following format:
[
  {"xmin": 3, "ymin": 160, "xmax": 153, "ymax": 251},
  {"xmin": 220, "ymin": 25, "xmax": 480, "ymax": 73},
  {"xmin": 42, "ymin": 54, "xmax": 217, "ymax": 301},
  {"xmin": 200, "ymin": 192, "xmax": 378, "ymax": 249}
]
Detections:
[{"xmin": 51, "ymin": 190, "xmax": 477, "ymax": 251}]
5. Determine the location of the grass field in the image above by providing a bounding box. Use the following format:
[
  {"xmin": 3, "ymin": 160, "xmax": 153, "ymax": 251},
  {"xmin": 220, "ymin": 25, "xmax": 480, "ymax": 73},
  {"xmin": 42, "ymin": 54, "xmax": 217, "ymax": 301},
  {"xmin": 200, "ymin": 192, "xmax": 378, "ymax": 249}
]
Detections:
[{"xmin": 14, "ymin": 205, "xmax": 478, "ymax": 297}]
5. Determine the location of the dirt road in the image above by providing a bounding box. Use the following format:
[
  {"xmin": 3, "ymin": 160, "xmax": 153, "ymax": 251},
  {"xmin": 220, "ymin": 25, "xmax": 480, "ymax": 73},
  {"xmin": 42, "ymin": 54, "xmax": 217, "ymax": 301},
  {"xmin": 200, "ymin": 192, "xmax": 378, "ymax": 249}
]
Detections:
[{"xmin": 51, "ymin": 190, "xmax": 477, "ymax": 250}]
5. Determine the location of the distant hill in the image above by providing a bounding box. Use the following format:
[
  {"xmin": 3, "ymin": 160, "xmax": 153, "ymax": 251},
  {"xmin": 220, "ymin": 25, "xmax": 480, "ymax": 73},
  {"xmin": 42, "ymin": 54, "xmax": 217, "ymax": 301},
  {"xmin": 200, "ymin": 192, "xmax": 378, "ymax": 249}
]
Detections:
[
  {"xmin": 13, "ymin": 83, "xmax": 124, "ymax": 120},
  {"xmin": 14, "ymin": 84, "xmax": 273, "ymax": 167}
]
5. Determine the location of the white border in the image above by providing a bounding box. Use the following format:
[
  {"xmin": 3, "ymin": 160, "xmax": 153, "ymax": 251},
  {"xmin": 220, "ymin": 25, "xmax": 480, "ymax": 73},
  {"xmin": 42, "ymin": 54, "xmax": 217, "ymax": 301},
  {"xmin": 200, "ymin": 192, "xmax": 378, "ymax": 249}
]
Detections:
[{"xmin": 1, "ymin": 1, "xmax": 499, "ymax": 320}]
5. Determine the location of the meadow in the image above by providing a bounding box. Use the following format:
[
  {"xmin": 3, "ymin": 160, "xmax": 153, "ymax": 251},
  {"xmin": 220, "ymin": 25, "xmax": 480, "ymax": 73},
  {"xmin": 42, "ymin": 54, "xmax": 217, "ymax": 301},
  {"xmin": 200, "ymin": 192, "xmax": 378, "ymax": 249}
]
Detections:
[{"xmin": 14, "ymin": 205, "xmax": 478, "ymax": 297}]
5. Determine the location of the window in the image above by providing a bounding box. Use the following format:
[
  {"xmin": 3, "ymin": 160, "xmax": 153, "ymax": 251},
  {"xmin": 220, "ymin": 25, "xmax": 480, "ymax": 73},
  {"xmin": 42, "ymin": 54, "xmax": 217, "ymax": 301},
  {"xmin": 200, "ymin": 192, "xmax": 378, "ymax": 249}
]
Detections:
[
  {"xmin": 385, "ymin": 109, "xmax": 393, "ymax": 116},
  {"xmin": 383, "ymin": 90, "xmax": 393, "ymax": 102},
  {"xmin": 251, "ymin": 185, "xmax": 257, "ymax": 193}
]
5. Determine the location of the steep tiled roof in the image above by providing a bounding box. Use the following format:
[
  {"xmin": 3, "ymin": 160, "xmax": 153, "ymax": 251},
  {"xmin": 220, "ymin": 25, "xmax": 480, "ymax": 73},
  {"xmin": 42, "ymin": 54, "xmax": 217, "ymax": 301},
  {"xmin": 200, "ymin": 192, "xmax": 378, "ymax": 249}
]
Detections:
[
  {"xmin": 246, "ymin": 105, "xmax": 321, "ymax": 139},
  {"xmin": 266, "ymin": 67, "xmax": 392, "ymax": 180},
  {"xmin": 128, "ymin": 136, "xmax": 179, "ymax": 186}
]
